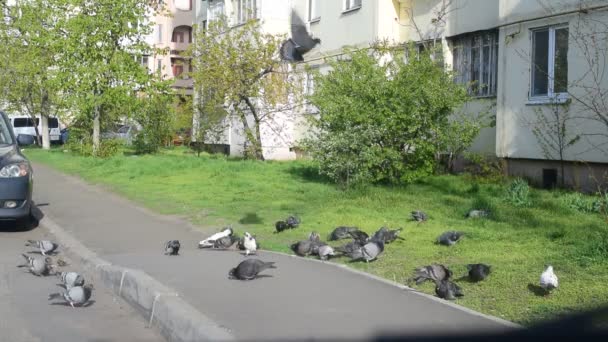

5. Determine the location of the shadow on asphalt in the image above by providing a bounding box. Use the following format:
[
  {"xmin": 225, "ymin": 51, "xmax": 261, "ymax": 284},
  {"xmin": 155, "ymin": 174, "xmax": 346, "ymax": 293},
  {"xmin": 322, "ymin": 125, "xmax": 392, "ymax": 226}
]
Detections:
[{"xmin": 49, "ymin": 300, "xmax": 96, "ymax": 308}]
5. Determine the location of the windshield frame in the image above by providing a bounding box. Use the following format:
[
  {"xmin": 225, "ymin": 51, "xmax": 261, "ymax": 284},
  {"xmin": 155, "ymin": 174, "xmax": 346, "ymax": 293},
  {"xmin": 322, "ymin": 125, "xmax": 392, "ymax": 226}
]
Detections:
[{"xmin": 0, "ymin": 112, "xmax": 16, "ymax": 146}]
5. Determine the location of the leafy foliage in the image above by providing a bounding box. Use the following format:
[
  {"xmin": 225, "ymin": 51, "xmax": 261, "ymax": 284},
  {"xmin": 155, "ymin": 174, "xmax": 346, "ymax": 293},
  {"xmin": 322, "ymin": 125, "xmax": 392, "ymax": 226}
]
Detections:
[
  {"xmin": 304, "ymin": 44, "xmax": 469, "ymax": 187},
  {"xmin": 504, "ymin": 178, "xmax": 532, "ymax": 207},
  {"xmin": 133, "ymin": 91, "xmax": 175, "ymax": 154}
]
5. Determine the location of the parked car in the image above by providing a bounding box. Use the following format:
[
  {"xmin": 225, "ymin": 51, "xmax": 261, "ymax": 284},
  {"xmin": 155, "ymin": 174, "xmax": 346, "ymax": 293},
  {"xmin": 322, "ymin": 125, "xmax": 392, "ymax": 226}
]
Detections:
[
  {"xmin": 0, "ymin": 111, "xmax": 35, "ymax": 227},
  {"xmin": 101, "ymin": 124, "xmax": 139, "ymax": 145},
  {"xmin": 8, "ymin": 114, "xmax": 62, "ymax": 144}
]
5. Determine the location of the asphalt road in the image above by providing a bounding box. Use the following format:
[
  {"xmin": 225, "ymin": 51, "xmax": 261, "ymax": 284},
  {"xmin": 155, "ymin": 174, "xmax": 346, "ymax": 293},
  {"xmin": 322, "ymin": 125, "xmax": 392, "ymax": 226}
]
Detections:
[
  {"xmin": 32, "ymin": 162, "xmax": 517, "ymax": 340},
  {"xmin": 0, "ymin": 221, "xmax": 163, "ymax": 342}
]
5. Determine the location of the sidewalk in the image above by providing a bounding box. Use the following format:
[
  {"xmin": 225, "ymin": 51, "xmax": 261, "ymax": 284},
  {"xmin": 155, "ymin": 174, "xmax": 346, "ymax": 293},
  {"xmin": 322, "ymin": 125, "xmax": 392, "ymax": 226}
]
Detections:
[{"xmin": 33, "ymin": 162, "xmax": 517, "ymax": 340}]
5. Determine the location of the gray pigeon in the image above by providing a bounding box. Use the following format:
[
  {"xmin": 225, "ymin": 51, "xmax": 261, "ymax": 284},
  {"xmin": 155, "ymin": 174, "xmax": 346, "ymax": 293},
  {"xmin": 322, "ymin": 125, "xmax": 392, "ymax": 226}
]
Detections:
[
  {"xmin": 411, "ymin": 210, "xmax": 428, "ymax": 222},
  {"xmin": 286, "ymin": 215, "xmax": 300, "ymax": 229},
  {"xmin": 467, "ymin": 263, "xmax": 491, "ymax": 282},
  {"xmin": 290, "ymin": 232, "xmax": 323, "ymax": 257},
  {"xmin": 48, "ymin": 284, "xmax": 94, "ymax": 308},
  {"xmin": 228, "ymin": 259, "xmax": 276, "ymax": 280},
  {"xmin": 329, "ymin": 226, "xmax": 359, "ymax": 241},
  {"xmin": 412, "ymin": 264, "xmax": 452, "ymax": 285},
  {"xmin": 57, "ymin": 271, "xmax": 85, "ymax": 289},
  {"xmin": 18, "ymin": 254, "xmax": 54, "ymax": 276},
  {"xmin": 317, "ymin": 245, "xmax": 336, "ymax": 261},
  {"xmin": 275, "ymin": 220, "xmax": 289, "ymax": 233},
  {"xmin": 466, "ymin": 209, "xmax": 489, "ymax": 218},
  {"xmin": 335, "ymin": 240, "xmax": 363, "ymax": 255},
  {"xmin": 435, "ymin": 280, "xmax": 463, "ymax": 300},
  {"xmin": 280, "ymin": 10, "xmax": 321, "ymax": 62},
  {"xmin": 347, "ymin": 240, "xmax": 384, "ymax": 263},
  {"xmin": 164, "ymin": 240, "xmax": 181, "ymax": 255},
  {"xmin": 371, "ymin": 227, "xmax": 404, "ymax": 244},
  {"xmin": 348, "ymin": 230, "xmax": 369, "ymax": 244},
  {"xmin": 437, "ymin": 231, "xmax": 464, "ymax": 246},
  {"xmin": 212, "ymin": 235, "xmax": 238, "ymax": 249},
  {"xmin": 25, "ymin": 240, "xmax": 58, "ymax": 255}
]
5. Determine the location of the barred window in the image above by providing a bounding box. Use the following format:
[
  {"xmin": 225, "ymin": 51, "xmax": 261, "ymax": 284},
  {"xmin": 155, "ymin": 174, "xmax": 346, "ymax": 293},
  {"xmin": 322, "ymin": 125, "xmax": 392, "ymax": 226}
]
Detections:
[{"xmin": 450, "ymin": 30, "xmax": 498, "ymax": 97}]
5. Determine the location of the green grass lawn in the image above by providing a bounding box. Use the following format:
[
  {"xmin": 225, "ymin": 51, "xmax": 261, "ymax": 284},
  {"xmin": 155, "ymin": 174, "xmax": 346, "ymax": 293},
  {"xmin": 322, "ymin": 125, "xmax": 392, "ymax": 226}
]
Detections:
[{"xmin": 26, "ymin": 147, "xmax": 608, "ymax": 325}]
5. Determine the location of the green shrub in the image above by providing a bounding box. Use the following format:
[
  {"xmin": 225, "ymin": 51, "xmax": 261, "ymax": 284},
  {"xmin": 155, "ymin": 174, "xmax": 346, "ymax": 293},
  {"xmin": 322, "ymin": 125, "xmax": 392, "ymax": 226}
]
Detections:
[
  {"xmin": 560, "ymin": 192, "xmax": 603, "ymax": 213},
  {"xmin": 505, "ymin": 178, "xmax": 531, "ymax": 207},
  {"xmin": 64, "ymin": 127, "xmax": 123, "ymax": 158}
]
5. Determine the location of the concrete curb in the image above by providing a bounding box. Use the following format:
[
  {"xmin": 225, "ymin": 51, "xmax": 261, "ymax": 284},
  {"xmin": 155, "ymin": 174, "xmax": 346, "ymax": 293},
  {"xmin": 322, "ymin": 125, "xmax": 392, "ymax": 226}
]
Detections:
[
  {"xmin": 262, "ymin": 250, "xmax": 523, "ymax": 329},
  {"xmin": 40, "ymin": 216, "xmax": 234, "ymax": 342}
]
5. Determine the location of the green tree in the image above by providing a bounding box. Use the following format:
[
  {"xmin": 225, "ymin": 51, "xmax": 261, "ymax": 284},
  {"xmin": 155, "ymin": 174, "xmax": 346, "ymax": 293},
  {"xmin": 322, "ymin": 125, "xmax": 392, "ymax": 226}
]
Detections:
[
  {"xmin": 304, "ymin": 44, "xmax": 469, "ymax": 187},
  {"xmin": 58, "ymin": 0, "xmax": 157, "ymax": 155},
  {"xmin": 0, "ymin": 0, "xmax": 66, "ymax": 149},
  {"xmin": 188, "ymin": 17, "xmax": 301, "ymax": 160}
]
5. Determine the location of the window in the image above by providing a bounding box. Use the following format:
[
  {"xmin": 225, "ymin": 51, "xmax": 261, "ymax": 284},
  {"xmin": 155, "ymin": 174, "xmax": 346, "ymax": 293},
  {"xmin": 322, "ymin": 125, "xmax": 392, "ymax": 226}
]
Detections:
[
  {"xmin": 415, "ymin": 39, "xmax": 443, "ymax": 66},
  {"xmin": 139, "ymin": 55, "xmax": 149, "ymax": 69},
  {"xmin": 531, "ymin": 25, "xmax": 568, "ymax": 98},
  {"xmin": 236, "ymin": 0, "xmax": 257, "ymax": 24},
  {"xmin": 172, "ymin": 58, "xmax": 185, "ymax": 77},
  {"xmin": 208, "ymin": 1, "xmax": 225, "ymax": 22},
  {"xmin": 157, "ymin": 59, "xmax": 163, "ymax": 73},
  {"xmin": 308, "ymin": 0, "xmax": 320, "ymax": 21},
  {"xmin": 157, "ymin": 24, "xmax": 163, "ymax": 43},
  {"xmin": 344, "ymin": 0, "xmax": 362, "ymax": 12},
  {"xmin": 13, "ymin": 118, "xmax": 36, "ymax": 128},
  {"xmin": 450, "ymin": 30, "xmax": 498, "ymax": 97},
  {"xmin": 48, "ymin": 118, "xmax": 59, "ymax": 128}
]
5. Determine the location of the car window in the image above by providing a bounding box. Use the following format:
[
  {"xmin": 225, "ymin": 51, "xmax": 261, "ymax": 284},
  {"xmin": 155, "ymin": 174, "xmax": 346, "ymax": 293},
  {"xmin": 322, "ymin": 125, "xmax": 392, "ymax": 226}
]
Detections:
[
  {"xmin": 118, "ymin": 126, "xmax": 130, "ymax": 134},
  {"xmin": 49, "ymin": 118, "xmax": 59, "ymax": 128},
  {"xmin": 13, "ymin": 118, "xmax": 36, "ymax": 127},
  {"xmin": 0, "ymin": 115, "xmax": 15, "ymax": 144}
]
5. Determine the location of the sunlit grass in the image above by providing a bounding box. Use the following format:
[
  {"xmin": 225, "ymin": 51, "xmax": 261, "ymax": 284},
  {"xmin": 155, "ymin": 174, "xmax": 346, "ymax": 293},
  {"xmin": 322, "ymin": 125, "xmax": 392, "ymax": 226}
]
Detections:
[{"xmin": 27, "ymin": 147, "xmax": 608, "ymax": 325}]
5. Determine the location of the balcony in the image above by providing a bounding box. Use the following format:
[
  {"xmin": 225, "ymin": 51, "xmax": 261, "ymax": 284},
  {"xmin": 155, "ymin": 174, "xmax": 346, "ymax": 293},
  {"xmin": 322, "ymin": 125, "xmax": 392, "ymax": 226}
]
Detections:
[{"xmin": 169, "ymin": 41, "xmax": 190, "ymax": 53}]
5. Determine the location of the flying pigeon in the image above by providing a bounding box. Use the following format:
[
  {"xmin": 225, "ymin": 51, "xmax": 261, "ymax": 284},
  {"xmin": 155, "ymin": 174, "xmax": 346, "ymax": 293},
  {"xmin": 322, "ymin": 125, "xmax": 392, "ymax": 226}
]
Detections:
[
  {"xmin": 467, "ymin": 263, "xmax": 491, "ymax": 282},
  {"xmin": 335, "ymin": 240, "xmax": 363, "ymax": 255},
  {"xmin": 48, "ymin": 284, "xmax": 94, "ymax": 308},
  {"xmin": 412, "ymin": 264, "xmax": 453, "ymax": 285},
  {"xmin": 57, "ymin": 271, "xmax": 85, "ymax": 289},
  {"xmin": 346, "ymin": 240, "xmax": 384, "ymax": 263},
  {"xmin": 466, "ymin": 209, "xmax": 489, "ymax": 218},
  {"xmin": 329, "ymin": 226, "xmax": 359, "ymax": 241},
  {"xmin": 317, "ymin": 245, "xmax": 336, "ymax": 261},
  {"xmin": 198, "ymin": 226, "xmax": 233, "ymax": 248},
  {"xmin": 286, "ymin": 215, "xmax": 300, "ymax": 229},
  {"xmin": 164, "ymin": 240, "xmax": 181, "ymax": 255},
  {"xmin": 348, "ymin": 230, "xmax": 369, "ymax": 244},
  {"xmin": 25, "ymin": 240, "xmax": 59, "ymax": 256},
  {"xmin": 213, "ymin": 235, "xmax": 238, "ymax": 249},
  {"xmin": 228, "ymin": 259, "xmax": 276, "ymax": 280},
  {"xmin": 411, "ymin": 210, "xmax": 428, "ymax": 222},
  {"xmin": 242, "ymin": 232, "xmax": 258, "ymax": 256},
  {"xmin": 275, "ymin": 220, "xmax": 288, "ymax": 233},
  {"xmin": 371, "ymin": 227, "xmax": 404, "ymax": 244},
  {"xmin": 435, "ymin": 280, "xmax": 464, "ymax": 300},
  {"xmin": 540, "ymin": 265, "xmax": 558, "ymax": 293},
  {"xmin": 280, "ymin": 10, "xmax": 321, "ymax": 62},
  {"xmin": 18, "ymin": 254, "xmax": 54, "ymax": 276},
  {"xmin": 290, "ymin": 232, "xmax": 323, "ymax": 257},
  {"xmin": 437, "ymin": 231, "xmax": 464, "ymax": 246}
]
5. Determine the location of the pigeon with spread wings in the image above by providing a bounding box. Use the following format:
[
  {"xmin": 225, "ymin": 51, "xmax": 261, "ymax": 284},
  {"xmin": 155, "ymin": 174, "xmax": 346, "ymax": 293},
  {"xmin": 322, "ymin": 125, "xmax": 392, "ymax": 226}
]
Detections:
[{"xmin": 280, "ymin": 10, "xmax": 321, "ymax": 62}]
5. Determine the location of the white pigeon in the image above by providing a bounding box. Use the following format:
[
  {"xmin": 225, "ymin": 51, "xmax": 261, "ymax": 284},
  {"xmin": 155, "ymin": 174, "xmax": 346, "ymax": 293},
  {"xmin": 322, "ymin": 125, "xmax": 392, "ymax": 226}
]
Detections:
[
  {"xmin": 57, "ymin": 271, "xmax": 85, "ymax": 289},
  {"xmin": 26, "ymin": 240, "xmax": 59, "ymax": 256},
  {"xmin": 540, "ymin": 265, "xmax": 558, "ymax": 293},
  {"xmin": 198, "ymin": 226, "xmax": 233, "ymax": 248},
  {"xmin": 49, "ymin": 284, "xmax": 94, "ymax": 308},
  {"xmin": 243, "ymin": 232, "xmax": 257, "ymax": 256}
]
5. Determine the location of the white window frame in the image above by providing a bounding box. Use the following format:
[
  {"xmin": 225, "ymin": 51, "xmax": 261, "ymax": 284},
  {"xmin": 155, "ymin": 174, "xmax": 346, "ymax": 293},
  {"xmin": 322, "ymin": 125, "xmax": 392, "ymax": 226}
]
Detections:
[
  {"xmin": 449, "ymin": 30, "xmax": 498, "ymax": 98},
  {"xmin": 308, "ymin": 0, "xmax": 320, "ymax": 22},
  {"xmin": 529, "ymin": 24, "xmax": 569, "ymax": 103},
  {"xmin": 304, "ymin": 67, "xmax": 319, "ymax": 114},
  {"xmin": 343, "ymin": 0, "xmax": 362, "ymax": 13},
  {"xmin": 157, "ymin": 24, "xmax": 163, "ymax": 44},
  {"xmin": 235, "ymin": 0, "xmax": 257, "ymax": 25}
]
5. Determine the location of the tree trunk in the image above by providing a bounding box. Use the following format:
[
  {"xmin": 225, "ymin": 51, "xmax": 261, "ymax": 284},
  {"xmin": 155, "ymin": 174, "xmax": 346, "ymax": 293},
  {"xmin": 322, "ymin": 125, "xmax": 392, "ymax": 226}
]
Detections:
[
  {"xmin": 93, "ymin": 104, "xmax": 100, "ymax": 156},
  {"xmin": 40, "ymin": 87, "xmax": 51, "ymax": 150},
  {"xmin": 241, "ymin": 96, "xmax": 264, "ymax": 161}
]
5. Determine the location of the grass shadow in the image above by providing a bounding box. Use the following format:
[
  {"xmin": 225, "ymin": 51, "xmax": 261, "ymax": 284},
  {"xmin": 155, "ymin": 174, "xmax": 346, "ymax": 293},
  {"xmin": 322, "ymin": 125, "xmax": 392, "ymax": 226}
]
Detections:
[
  {"xmin": 239, "ymin": 212, "xmax": 264, "ymax": 225},
  {"xmin": 286, "ymin": 164, "xmax": 332, "ymax": 185},
  {"xmin": 528, "ymin": 283, "xmax": 549, "ymax": 296}
]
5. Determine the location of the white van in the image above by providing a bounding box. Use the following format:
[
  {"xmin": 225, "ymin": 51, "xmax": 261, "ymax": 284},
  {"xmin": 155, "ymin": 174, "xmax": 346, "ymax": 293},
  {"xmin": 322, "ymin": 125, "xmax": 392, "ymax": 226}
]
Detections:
[{"xmin": 9, "ymin": 115, "xmax": 61, "ymax": 143}]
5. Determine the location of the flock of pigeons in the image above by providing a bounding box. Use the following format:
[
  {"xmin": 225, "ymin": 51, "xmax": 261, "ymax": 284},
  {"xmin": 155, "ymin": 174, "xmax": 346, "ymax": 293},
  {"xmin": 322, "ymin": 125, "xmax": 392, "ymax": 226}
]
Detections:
[
  {"xmin": 176, "ymin": 209, "xmax": 559, "ymax": 301},
  {"xmin": 17, "ymin": 240, "xmax": 93, "ymax": 307}
]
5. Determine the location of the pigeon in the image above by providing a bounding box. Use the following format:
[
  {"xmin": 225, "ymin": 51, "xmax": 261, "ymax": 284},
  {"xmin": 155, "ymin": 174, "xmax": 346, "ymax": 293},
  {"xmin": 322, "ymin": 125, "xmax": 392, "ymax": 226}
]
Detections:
[
  {"xmin": 329, "ymin": 226, "xmax": 359, "ymax": 241},
  {"xmin": 348, "ymin": 229, "xmax": 369, "ymax": 244},
  {"xmin": 18, "ymin": 254, "xmax": 54, "ymax": 276},
  {"xmin": 371, "ymin": 227, "xmax": 404, "ymax": 244},
  {"xmin": 198, "ymin": 226, "xmax": 233, "ymax": 248},
  {"xmin": 164, "ymin": 240, "xmax": 181, "ymax": 255},
  {"xmin": 57, "ymin": 271, "xmax": 85, "ymax": 289},
  {"xmin": 48, "ymin": 284, "xmax": 94, "ymax": 308},
  {"xmin": 280, "ymin": 10, "xmax": 321, "ymax": 62},
  {"xmin": 275, "ymin": 220, "xmax": 288, "ymax": 233},
  {"xmin": 212, "ymin": 235, "xmax": 238, "ymax": 249},
  {"xmin": 435, "ymin": 280, "xmax": 464, "ymax": 300},
  {"xmin": 437, "ymin": 231, "xmax": 464, "ymax": 246},
  {"xmin": 242, "ymin": 232, "xmax": 258, "ymax": 255},
  {"xmin": 25, "ymin": 240, "xmax": 58, "ymax": 256},
  {"xmin": 466, "ymin": 209, "xmax": 489, "ymax": 218},
  {"xmin": 228, "ymin": 259, "xmax": 276, "ymax": 280},
  {"xmin": 540, "ymin": 265, "xmax": 558, "ymax": 293},
  {"xmin": 335, "ymin": 240, "xmax": 363, "ymax": 255},
  {"xmin": 346, "ymin": 240, "xmax": 384, "ymax": 263},
  {"xmin": 317, "ymin": 245, "xmax": 336, "ymax": 261},
  {"xmin": 411, "ymin": 210, "xmax": 428, "ymax": 222},
  {"xmin": 286, "ymin": 215, "xmax": 300, "ymax": 229},
  {"xmin": 290, "ymin": 232, "xmax": 323, "ymax": 257},
  {"xmin": 467, "ymin": 263, "xmax": 491, "ymax": 282},
  {"xmin": 412, "ymin": 264, "xmax": 453, "ymax": 285}
]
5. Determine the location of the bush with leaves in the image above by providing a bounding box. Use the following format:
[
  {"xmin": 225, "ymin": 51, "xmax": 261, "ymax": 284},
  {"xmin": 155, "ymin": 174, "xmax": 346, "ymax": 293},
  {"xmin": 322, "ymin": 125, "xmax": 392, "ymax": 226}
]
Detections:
[
  {"xmin": 304, "ymin": 44, "xmax": 469, "ymax": 187},
  {"xmin": 504, "ymin": 178, "xmax": 531, "ymax": 207},
  {"xmin": 133, "ymin": 92, "xmax": 175, "ymax": 154}
]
